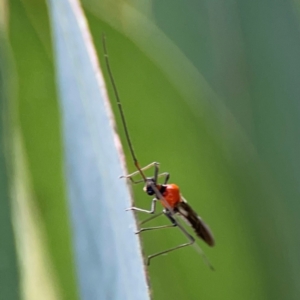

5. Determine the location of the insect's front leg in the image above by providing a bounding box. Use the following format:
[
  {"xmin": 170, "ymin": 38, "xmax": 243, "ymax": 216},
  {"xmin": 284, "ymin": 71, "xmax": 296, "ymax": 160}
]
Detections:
[
  {"xmin": 120, "ymin": 162, "xmax": 160, "ymax": 184},
  {"xmin": 149, "ymin": 163, "xmax": 169, "ymax": 184},
  {"xmin": 126, "ymin": 198, "xmax": 158, "ymax": 214},
  {"xmin": 157, "ymin": 172, "xmax": 170, "ymax": 184}
]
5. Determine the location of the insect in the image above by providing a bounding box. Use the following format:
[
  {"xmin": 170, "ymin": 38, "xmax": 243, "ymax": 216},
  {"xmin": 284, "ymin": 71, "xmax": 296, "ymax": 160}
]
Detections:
[{"xmin": 102, "ymin": 35, "xmax": 215, "ymax": 268}]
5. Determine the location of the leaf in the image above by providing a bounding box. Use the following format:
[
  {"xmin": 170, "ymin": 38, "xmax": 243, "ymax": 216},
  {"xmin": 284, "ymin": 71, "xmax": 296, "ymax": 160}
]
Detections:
[
  {"xmin": 0, "ymin": 30, "xmax": 20, "ymax": 300},
  {"xmin": 47, "ymin": 0, "xmax": 150, "ymax": 299},
  {"xmin": 9, "ymin": 0, "xmax": 78, "ymax": 298}
]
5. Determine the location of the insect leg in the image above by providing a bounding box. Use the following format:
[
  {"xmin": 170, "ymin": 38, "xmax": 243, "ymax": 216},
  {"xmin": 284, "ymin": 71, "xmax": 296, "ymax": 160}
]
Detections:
[
  {"xmin": 157, "ymin": 172, "xmax": 170, "ymax": 184},
  {"xmin": 125, "ymin": 173, "xmax": 166, "ymax": 185},
  {"xmin": 127, "ymin": 177, "xmax": 145, "ymax": 185},
  {"xmin": 139, "ymin": 211, "xmax": 164, "ymax": 225},
  {"xmin": 152, "ymin": 162, "xmax": 160, "ymax": 183},
  {"xmin": 126, "ymin": 198, "xmax": 158, "ymax": 214},
  {"xmin": 136, "ymin": 212, "xmax": 176, "ymax": 234},
  {"xmin": 136, "ymin": 223, "xmax": 176, "ymax": 234},
  {"xmin": 120, "ymin": 162, "xmax": 159, "ymax": 181},
  {"xmin": 146, "ymin": 211, "xmax": 195, "ymax": 266},
  {"xmin": 175, "ymin": 214, "xmax": 215, "ymax": 271},
  {"xmin": 141, "ymin": 162, "xmax": 168, "ymax": 184}
]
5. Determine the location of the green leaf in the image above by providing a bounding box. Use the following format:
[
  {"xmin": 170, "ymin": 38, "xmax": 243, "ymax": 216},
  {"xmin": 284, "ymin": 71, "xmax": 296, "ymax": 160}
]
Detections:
[
  {"xmin": 81, "ymin": 1, "xmax": 300, "ymax": 299},
  {"xmin": 0, "ymin": 30, "xmax": 20, "ymax": 300},
  {"xmin": 9, "ymin": 0, "xmax": 78, "ymax": 298}
]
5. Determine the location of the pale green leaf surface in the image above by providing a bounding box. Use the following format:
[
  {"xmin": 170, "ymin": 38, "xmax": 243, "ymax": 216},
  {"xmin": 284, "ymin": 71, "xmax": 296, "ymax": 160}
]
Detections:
[{"xmin": 47, "ymin": 0, "xmax": 149, "ymax": 299}]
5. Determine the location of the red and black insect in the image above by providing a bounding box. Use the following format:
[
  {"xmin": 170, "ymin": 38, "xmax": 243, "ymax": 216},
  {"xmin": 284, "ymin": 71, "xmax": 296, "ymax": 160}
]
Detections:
[{"xmin": 102, "ymin": 35, "xmax": 215, "ymax": 268}]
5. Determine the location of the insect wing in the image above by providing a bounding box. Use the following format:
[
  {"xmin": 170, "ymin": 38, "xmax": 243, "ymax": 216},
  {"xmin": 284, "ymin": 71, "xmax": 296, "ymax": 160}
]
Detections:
[{"xmin": 176, "ymin": 199, "xmax": 215, "ymax": 247}]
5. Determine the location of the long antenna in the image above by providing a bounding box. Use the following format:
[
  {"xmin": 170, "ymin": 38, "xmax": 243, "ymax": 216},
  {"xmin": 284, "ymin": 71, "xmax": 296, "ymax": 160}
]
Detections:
[{"xmin": 102, "ymin": 34, "xmax": 146, "ymax": 182}]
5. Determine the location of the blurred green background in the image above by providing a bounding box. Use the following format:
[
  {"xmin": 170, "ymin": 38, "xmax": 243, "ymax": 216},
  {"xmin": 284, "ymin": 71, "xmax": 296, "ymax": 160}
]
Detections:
[{"xmin": 2, "ymin": 0, "xmax": 300, "ymax": 299}]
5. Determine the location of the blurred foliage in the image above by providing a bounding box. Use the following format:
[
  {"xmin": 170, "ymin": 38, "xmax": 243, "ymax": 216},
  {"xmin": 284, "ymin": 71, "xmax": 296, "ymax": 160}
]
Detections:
[
  {"xmin": 7, "ymin": 0, "xmax": 78, "ymax": 299},
  {"xmin": 0, "ymin": 26, "xmax": 21, "ymax": 300},
  {"xmin": 3, "ymin": 0, "xmax": 300, "ymax": 299}
]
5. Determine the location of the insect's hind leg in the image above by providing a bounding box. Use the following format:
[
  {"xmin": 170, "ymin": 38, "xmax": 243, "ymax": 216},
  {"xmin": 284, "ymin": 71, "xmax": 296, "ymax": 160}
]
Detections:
[{"xmin": 146, "ymin": 211, "xmax": 195, "ymax": 266}]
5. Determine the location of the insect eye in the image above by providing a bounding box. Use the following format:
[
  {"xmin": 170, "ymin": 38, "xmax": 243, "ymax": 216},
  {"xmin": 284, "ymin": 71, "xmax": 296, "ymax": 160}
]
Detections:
[{"xmin": 146, "ymin": 186, "xmax": 155, "ymax": 196}]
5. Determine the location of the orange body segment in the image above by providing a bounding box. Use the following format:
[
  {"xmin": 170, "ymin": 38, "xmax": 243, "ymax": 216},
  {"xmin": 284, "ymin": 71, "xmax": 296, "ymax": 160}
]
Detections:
[{"xmin": 161, "ymin": 184, "xmax": 181, "ymax": 208}]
